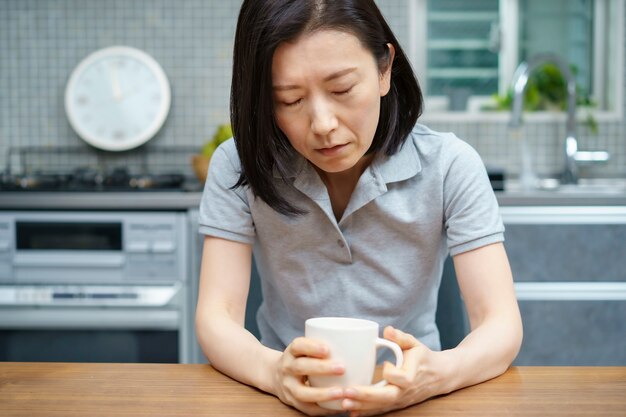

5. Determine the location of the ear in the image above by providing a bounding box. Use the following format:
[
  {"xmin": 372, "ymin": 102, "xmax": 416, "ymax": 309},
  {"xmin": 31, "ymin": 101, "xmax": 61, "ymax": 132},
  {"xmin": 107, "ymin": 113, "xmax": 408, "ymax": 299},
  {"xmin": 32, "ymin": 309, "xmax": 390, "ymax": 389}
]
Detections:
[{"xmin": 379, "ymin": 43, "xmax": 395, "ymax": 97}]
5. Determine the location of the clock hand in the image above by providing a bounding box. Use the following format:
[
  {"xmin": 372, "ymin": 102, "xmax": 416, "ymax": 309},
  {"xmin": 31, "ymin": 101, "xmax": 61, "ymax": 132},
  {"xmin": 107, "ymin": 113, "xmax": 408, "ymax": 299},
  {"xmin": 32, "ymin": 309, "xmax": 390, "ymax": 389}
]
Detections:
[{"xmin": 109, "ymin": 62, "xmax": 122, "ymax": 101}]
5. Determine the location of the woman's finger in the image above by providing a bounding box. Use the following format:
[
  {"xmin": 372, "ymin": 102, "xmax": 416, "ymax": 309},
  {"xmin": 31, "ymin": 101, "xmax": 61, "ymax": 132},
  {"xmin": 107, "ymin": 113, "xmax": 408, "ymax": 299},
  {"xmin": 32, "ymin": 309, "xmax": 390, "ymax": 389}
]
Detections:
[
  {"xmin": 383, "ymin": 326, "xmax": 420, "ymax": 350},
  {"xmin": 287, "ymin": 380, "xmax": 345, "ymax": 404},
  {"xmin": 382, "ymin": 359, "xmax": 417, "ymax": 388},
  {"xmin": 283, "ymin": 376, "xmax": 346, "ymax": 415},
  {"xmin": 293, "ymin": 398, "xmax": 345, "ymax": 417},
  {"xmin": 284, "ymin": 357, "xmax": 345, "ymax": 376},
  {"xmin": 288, "ymin": 336, "xmax": 330, "ymax": 358},
  {"xmin": 342, "ymin": 384, "xmax": 401, "ymax": 409}
]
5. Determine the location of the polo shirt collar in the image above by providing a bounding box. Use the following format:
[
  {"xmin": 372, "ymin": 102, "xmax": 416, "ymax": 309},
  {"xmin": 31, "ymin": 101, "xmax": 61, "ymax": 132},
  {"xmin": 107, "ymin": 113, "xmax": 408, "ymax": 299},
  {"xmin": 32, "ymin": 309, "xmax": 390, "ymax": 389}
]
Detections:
[
  {"xmin": 285, "ymin": 136, "xmax": 423, "ymax": 224},
  {"xmin": 371, "ymin": 136, "xmax": 422, "ymax": 184}
]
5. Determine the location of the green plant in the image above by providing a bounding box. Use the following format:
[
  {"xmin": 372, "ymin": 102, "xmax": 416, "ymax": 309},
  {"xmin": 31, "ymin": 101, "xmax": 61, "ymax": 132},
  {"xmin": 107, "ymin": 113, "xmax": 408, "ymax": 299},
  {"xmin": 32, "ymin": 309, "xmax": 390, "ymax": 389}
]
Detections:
[
  {"xmin": 484, "ymin": 63, "xmax": 598, "ymax": 133},
  {"xmin": 201, "ymin": 123, "xmax": 233, "ymax": 157}
]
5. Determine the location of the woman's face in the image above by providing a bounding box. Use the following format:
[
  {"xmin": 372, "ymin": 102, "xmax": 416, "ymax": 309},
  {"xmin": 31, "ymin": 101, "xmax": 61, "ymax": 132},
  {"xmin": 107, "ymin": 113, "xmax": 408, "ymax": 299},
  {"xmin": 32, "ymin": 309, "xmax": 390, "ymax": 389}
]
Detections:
[{"xmin": 272, "ymin": 30, "xmax": 393, "ymax": 177}]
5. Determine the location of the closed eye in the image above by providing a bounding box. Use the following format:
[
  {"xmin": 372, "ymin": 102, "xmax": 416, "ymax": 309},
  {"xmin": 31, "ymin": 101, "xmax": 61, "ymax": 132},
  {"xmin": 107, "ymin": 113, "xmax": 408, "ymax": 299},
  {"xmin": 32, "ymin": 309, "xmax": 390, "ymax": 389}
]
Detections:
[
  {"xmin": 283, "ymin": 98, "xmax": 302, "ymax": 107},
  {"xmin": 334, "ymin": 86, "xmax": 354, "ymax": 96}
]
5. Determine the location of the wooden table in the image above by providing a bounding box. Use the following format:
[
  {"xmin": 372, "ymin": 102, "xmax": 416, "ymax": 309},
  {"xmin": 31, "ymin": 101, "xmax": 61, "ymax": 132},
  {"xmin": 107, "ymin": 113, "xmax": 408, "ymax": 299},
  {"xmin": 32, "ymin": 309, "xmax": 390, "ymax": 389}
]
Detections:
[{"xmin": 1, "ymin": 363, "xmax": 625, "ymax": 416}]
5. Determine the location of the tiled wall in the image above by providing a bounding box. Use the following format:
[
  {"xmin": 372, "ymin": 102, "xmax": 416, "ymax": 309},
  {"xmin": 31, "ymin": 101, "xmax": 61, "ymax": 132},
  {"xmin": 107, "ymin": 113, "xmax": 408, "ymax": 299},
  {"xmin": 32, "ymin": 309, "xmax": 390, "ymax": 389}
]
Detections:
[
  {"xmin": 0, "ymin": 0, "xmax": 624, "ymax": 178},
  {"xmin": 0, "ymin": 0, "xmax": 239, "ymax": 175}
]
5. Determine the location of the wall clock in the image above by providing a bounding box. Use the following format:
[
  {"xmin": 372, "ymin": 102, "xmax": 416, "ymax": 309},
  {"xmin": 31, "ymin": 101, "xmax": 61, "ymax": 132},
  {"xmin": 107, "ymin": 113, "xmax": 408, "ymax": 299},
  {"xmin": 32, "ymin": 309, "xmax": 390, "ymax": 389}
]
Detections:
[{"xmin": 65, "ymin": 46, "xmax": 171, "ymax": 151}]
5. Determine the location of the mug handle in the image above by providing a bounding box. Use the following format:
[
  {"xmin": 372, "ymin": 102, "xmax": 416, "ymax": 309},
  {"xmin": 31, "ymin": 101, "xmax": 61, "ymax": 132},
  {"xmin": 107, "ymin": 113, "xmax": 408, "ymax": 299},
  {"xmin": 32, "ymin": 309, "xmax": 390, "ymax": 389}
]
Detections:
[{"xmin": 372, "ymin": 338, "xmax": 404, "ymax": 388}]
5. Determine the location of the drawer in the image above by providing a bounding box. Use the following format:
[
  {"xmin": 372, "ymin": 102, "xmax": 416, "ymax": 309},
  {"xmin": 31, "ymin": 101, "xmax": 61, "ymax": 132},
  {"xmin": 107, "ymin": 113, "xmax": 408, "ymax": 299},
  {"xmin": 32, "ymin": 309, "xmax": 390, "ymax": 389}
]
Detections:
[
  {"xmin": 505, "ymin": 223, "xmax": 626, "ymax": 282},
  {"xmin": 514, "ymin": 299, "xmax": 626, "ymax": 365}
]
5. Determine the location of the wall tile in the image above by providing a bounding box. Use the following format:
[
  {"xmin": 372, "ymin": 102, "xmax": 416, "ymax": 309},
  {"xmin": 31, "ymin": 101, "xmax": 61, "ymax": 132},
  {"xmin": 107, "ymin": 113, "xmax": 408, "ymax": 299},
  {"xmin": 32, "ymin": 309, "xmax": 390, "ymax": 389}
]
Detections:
[{"xmin": 0, "ymin": 0, "xmax": 623, "ymax": 178}]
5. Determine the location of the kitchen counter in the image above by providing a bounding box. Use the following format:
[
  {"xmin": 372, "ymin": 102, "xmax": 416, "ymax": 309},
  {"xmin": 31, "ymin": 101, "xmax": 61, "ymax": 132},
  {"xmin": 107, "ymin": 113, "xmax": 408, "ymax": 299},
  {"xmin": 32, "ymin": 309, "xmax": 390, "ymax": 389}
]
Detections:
[
  {"xmin": 0, "ymin": 191, "xmax": 204, "ymax": 210},
  {"xmin": 0, "ymin": 189, "xmax": 625, "ymax": 210},
  {"xmin": 1, "ymin": 363, "xmax": 625, "ymax": 416},
  {"xmin": 495, "ymin": 190, "xmax": 626, "ymax": 207}
]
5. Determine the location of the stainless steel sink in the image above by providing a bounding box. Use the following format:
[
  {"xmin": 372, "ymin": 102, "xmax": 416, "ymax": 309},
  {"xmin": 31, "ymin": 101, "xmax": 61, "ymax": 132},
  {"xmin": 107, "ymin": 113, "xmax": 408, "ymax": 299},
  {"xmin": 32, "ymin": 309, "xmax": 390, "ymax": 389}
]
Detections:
[{"xmin": 504, "ymin": 177, "xmax": 626, "ymax": 195}]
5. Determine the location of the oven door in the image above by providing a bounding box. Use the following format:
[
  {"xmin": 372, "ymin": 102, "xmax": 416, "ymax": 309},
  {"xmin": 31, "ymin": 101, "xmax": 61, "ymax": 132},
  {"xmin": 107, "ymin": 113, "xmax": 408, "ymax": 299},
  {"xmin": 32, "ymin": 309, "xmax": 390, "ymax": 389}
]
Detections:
[{"xmin": 0, "ymin": 306, "xmax": 181, "ymax": 363}]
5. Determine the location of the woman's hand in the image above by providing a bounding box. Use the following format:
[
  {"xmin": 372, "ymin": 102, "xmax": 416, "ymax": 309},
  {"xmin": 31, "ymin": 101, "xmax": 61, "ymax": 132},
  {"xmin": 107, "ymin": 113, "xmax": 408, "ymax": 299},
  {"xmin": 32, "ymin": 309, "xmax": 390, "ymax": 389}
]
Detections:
[
  {"xmin": 272, "ymin": 336, "xmax": 348, "ymax": 416},
  {"xmin": 341, "ymin": 327, "xmax": 453, "ymax": 417}
]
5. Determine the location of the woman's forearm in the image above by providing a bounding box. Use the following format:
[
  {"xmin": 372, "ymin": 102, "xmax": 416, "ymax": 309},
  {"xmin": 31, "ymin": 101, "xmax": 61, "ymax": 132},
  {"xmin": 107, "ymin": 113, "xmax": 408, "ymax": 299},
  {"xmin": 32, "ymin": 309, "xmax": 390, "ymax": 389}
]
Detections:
[
  {"xmin": 438, "ymin": 311, "xmax": 523, "ymax": 395},
  {"xmin": 196, "ymin": 311, "xmax": 282, "ymax": 394},
  {"xmin": 439, "ymin": 243, "xmax": 523, "ymax": 395},
  {"xmin": 195, "ymin": 238, "xmax": 281, "ymax": 393}
]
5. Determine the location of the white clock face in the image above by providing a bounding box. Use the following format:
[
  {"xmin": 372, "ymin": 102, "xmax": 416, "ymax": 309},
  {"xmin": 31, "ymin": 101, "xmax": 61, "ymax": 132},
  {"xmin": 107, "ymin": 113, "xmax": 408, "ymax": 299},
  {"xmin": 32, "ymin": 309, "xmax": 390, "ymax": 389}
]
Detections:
[{"xmin": 65, "ymin": 46, "xmax": 171, "ymax": 151}]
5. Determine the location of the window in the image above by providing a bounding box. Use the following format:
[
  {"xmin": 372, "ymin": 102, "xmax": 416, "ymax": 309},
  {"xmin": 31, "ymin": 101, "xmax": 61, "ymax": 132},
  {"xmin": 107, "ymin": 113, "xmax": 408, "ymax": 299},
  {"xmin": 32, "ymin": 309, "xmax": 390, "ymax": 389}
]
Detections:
[
  {"xmin": 425, "ymin": 0, "xmax": 500, "ymax": 97},
  {"xmin": 409, "ymin": 0, "xmax": 624, "ymax": 115}
]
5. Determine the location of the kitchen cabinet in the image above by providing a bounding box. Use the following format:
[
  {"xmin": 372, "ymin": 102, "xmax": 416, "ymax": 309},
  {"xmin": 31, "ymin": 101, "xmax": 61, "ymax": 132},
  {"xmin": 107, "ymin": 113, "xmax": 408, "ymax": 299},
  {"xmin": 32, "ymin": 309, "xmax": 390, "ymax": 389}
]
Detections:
[
  {"xmin": 188, "ymin": 209, "xmax": 206, "ymax": 364},
  {"xmin": 409, "ymin": 205, "xmax": 626, "ymax": 365},
  {"xmin": 502, "ymin": 206, "xmax": 626, "ymax": 365}
]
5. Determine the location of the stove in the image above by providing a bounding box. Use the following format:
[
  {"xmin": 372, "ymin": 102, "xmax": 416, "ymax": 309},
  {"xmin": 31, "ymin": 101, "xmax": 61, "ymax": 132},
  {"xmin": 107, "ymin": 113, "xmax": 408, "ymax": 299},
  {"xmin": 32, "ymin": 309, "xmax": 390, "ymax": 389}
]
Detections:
[
  {"xmin": 0, "ymin": 168, "xmax": 187, "ymax": 192},
  {"xmin": 1, "ymin": 146, "xmax": 202, "ymax": 192},
  {"xmin": 0, "ymin": 145, "xmax": 202, "ymax": 363}
]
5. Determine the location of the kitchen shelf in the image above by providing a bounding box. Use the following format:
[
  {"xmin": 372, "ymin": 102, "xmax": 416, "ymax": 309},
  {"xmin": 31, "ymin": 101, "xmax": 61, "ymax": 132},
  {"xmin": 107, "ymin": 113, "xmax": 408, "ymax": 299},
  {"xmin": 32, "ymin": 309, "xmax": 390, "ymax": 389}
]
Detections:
[
  {"xmin": 428, "ymin": 40, "xmax": 492, "ymax": 50},
  {"xmin": 428, "ymin": 11, "xmax": 498, "ymax": 22},
  {"xmin": 427, "ymin": 68, "xmax": 498, "ymax": 79}
]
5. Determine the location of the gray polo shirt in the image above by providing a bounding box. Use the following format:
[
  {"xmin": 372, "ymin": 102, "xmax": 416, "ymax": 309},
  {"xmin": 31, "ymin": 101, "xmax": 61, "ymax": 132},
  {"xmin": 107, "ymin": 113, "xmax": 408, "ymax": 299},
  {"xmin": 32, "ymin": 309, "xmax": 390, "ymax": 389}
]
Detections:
[{"xmin": 199, "ymin": 123, "xmax": 504, "ymax": 352}]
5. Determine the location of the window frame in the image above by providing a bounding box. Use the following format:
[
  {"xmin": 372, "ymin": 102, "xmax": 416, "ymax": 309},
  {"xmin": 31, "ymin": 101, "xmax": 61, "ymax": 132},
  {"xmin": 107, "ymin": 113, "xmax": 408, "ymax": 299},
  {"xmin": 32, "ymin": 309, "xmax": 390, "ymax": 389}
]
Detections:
[{"xmin": 408, "ymin": 0, "xmax": 624, "ymax": 122}]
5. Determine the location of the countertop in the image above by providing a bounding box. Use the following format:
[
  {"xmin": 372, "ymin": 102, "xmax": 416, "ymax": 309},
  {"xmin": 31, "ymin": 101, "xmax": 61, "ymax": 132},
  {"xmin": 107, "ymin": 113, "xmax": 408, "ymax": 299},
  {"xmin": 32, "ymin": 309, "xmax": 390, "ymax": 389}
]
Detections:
[
  {"xmin": 1, "ymin": 363, "xmax": 625, "ymax": 416},
  {"xmin": 0, "ymin": 191, "xmax": 203, "ymax": 210},
  {"xmin": 495, "ymin": 190, "xmax": 626, "ymax": 207},
  {"xmin": 0, "ymin": 189, "xmax": 625, "ymax": 210}
]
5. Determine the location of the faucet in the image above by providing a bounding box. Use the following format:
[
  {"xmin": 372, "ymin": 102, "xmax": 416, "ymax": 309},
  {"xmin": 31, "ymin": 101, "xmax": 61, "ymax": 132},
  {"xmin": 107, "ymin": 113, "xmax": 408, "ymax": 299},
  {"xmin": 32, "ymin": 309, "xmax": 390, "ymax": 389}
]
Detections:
[{"xmin": 509, "ymin": 53, "xmax": 609, "ymax": 185}]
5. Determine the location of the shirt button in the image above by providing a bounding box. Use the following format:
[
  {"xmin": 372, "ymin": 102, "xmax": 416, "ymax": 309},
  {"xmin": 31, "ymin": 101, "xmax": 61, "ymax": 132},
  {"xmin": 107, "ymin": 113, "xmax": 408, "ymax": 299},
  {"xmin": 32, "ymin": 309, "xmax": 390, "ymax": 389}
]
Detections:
[{"xmin": 337, "ymin": 239, "xmax": 345, "ymax": 248}]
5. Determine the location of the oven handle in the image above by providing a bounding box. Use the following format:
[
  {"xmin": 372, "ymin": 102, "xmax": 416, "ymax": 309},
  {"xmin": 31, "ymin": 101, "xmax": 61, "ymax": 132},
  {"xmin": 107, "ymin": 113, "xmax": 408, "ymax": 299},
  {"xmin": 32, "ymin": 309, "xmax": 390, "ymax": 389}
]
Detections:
[
  {"xmin": 0, "ymin": 308, "xmax": 179, "ymax": 330},
  {"xmin": 13, "ymin": 253, "xmax": 125, "ymax": 268}
]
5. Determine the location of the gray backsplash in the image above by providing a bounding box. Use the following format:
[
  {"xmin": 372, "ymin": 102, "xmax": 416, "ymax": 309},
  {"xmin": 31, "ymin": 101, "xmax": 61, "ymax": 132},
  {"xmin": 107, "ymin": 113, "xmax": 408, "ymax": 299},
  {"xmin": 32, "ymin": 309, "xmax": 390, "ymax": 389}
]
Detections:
[{"xmin": 1, "ymin": 0, "xmax": 624, "ymax": 178}]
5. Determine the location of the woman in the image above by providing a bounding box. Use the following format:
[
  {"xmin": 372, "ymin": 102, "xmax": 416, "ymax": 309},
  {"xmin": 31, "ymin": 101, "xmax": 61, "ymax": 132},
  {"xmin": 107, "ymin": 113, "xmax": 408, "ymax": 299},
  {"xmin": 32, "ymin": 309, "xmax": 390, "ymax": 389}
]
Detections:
[{"xmin": 196, "ymin": 1, "xmax": 523, "ymax": 416}]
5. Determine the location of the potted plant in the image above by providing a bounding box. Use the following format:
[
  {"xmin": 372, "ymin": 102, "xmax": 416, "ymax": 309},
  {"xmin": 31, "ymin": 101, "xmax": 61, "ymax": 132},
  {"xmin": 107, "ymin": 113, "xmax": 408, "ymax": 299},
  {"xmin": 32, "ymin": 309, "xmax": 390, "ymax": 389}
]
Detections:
[
  {"xmin": 192, "ymin": 123, "xmax": 233, "ymax": 183},
  {"xmin": 484, "ymin": 63, "xmax": 597, "ymax": 133}
]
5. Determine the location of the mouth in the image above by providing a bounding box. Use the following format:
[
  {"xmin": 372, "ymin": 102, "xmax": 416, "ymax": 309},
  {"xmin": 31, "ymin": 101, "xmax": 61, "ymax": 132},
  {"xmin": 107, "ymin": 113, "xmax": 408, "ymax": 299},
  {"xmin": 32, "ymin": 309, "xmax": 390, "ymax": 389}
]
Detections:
[{"xmin": 317, "ymin": 143, "xmax": 348, "ymax": 157}]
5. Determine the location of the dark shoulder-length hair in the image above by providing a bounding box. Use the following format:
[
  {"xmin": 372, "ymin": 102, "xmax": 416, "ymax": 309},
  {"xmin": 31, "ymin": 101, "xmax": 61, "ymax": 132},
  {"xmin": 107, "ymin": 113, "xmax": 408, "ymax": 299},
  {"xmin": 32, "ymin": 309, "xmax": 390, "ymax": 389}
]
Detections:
[{"xmin": 231, "ymin": 0, "xmax": 423, "ymax": 215}]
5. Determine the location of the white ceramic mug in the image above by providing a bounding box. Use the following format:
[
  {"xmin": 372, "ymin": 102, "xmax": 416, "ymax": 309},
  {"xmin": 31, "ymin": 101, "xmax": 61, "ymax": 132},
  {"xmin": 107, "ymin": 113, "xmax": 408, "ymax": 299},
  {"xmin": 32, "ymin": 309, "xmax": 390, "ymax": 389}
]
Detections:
[{"xmin": 304, "ymin": 317, "xmax": 404, "ymax": 410}]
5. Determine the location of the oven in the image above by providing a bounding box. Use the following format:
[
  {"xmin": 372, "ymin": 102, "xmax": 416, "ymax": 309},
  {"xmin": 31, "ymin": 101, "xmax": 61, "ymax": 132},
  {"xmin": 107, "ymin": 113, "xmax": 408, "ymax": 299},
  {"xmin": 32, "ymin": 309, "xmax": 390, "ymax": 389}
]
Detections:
[{"xmin": 0, "ymin": 211, "xmax": 192, "ymax": 363}]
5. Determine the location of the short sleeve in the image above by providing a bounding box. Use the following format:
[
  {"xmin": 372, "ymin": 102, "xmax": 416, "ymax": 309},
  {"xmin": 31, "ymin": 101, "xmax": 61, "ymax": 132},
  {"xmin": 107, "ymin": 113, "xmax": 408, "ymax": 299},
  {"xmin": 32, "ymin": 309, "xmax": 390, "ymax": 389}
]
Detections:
[
  {"xmin": 198, "ymin": 139, "xmax": 255, "ymax": 244},
  {"xmin": 442, "ymin": 137, "xmax": 504, "ymax": 256}
]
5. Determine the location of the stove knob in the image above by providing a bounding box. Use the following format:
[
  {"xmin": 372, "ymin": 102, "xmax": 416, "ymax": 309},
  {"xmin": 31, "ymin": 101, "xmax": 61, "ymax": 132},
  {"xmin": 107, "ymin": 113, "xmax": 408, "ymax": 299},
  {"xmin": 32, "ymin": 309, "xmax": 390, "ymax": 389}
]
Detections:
[
  {"xmin": 127, "ymin": 241, "xmax": 150, "ymax": 253},
  {"xmin": 152, "ymin": 240, "xmax": 176, "ymax": 253},
  {"xmin": 151, "ymin": 241, "xmax": 175, "ymax": 253}
]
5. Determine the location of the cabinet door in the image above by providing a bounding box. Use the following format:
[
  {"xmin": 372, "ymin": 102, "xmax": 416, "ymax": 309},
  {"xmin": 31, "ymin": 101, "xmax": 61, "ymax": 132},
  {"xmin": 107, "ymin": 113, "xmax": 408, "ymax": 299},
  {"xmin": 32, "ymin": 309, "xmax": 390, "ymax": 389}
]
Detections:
[
  {"xmin": 188, "ymin": 209, "xmax": 206, "ymax": 364},
  {"xmin": 515, "ymin": 300, "xmax": 626, "ymax": 365},
  {"xmin": 505, "ymin": 223, "xmax": 626, "ymax": 283},
  {"xmin": 502, "ymin": 206, "xmax": 626, "ymax": 365}
]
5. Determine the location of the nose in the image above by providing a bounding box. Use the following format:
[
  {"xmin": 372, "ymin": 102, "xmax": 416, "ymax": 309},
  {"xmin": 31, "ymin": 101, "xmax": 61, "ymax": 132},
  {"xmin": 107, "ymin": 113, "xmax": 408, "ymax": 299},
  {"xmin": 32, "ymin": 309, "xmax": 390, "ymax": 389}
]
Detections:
[{"xmin": 310, "ymin": 97, "xmax": 338, "ymax": 136}]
